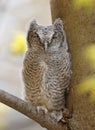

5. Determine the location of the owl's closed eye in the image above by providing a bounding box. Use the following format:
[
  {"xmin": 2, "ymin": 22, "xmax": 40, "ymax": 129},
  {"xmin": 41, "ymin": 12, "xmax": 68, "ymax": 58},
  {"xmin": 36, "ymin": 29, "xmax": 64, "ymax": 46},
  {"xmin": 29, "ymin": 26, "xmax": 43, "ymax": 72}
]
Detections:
[{"xmin": 27, "ymin": 18, "xmax": 67, "ymax": 52}]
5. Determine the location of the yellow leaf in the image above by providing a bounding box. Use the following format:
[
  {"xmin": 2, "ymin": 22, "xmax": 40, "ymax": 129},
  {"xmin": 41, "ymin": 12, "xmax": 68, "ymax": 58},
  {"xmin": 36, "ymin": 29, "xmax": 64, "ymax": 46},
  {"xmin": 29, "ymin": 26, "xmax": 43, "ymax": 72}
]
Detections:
[
  {"xmin": 84, "ymin": 44, "xmax": 95, "ymax": 69},
  {"xmin": 76, "ymin": 77, "xmax": 95, "ymax": 101},
  {"xmin": 10, "ymin": 33, "xmax": 27, "ymax": 55},
  {"xmin": 73, "ymin": 0, "xmax": 94, "ymax": 11},
  {"xmin": 0, "ymin": 103, "xmax": 9, "ymax": 115},
  {"xmin": 0, "ymin": 103, "xmax": 9, "ymax": 129}
]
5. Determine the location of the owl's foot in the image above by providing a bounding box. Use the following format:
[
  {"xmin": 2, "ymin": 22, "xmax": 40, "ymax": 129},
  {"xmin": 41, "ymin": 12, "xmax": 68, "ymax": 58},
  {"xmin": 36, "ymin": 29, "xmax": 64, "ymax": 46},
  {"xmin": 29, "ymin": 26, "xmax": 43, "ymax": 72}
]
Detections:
[
  {"xmin": 50, "ymin": 109, "xmax": 71, "ymax": 123},
  {"xmin": 50, "ymin": 110, "xmax": 63, "ymax": 122},
  {"xmin": 37, "ymin": 106, "xmax": 48, "ymax": 114},
  {"xmin": 61, "ymin": 108, "xmax": 71, "ymax": 123}
]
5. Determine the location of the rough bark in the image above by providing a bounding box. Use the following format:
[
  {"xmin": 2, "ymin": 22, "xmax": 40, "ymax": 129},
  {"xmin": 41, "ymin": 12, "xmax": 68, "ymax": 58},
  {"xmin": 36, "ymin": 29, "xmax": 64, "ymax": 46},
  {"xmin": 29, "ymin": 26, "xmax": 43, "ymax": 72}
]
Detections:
[{"xmin": 51, "ymin": 0, "xmax": 95, "ymax": 130}]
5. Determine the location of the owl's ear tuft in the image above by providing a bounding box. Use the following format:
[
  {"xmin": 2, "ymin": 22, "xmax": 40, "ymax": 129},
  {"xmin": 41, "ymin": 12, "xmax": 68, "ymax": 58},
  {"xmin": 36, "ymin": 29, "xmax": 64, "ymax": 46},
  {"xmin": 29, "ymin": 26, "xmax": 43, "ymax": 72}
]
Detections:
[
  {"xmin": 54, "ymin": 18, "xmax": 64, "ymax": 31},
  {"xmin": 26, "ymin": 31, "xmax": 32, "ymax": 48},
  {"xmin": 26, "ymin": 20, "xmax": 38, "ymax": 48},
  {"xmin": 30, "ymin": 20, "xmax": 38, "ymax": 31}
]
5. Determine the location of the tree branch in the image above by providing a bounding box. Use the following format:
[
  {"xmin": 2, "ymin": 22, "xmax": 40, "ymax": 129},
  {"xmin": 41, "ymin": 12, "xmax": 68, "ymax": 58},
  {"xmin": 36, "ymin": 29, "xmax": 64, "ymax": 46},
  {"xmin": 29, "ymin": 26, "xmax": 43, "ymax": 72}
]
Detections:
[{"xmin": 0, "ymin": 89, "xmax": 68, "ymax": 130}]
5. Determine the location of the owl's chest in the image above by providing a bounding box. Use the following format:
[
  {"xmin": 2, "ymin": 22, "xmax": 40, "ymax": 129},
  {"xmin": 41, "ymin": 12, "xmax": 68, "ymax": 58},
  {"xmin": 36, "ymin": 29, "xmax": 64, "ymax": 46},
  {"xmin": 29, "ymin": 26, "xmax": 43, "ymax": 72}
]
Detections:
[
  {"xmin": 39, "ymin": 52, "xmax": 66, "ymax": 78},
  {"xmin": 44, "ymin": 52, "xmax": 65, "ymax": 69},
  {"xmin": 40, "ymin": 52, "xmax": 68, "ymax": 95}
]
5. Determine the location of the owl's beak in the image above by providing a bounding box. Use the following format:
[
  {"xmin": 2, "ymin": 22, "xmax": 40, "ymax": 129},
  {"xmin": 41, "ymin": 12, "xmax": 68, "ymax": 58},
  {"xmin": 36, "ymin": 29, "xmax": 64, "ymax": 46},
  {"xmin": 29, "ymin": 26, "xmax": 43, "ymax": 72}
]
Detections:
[{"xmin": 44, "ymin": 42, "xmax": 48, "ymax": 51}]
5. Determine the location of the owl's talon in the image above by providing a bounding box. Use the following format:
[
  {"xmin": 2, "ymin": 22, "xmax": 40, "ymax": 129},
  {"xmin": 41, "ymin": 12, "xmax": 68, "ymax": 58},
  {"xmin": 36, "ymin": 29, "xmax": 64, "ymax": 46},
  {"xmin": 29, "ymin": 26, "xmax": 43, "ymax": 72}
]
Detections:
[
  {"xmin": 50, "ymin": 111, "xmax": 63, "ymax": 122},
  {"xmin": 61, "ymin": 117, "xmax": 67, "ymax": 123},
  {"xmin": 61, "ymin": 108, "xmax": 71, "ymax": 123},
  {"xmin": 63, "ymin": 108, "xmax": 71, "ymax": 118},
  {"xmin": 37, "ymin": 106, "xmax": 48, "ymax": 114}
]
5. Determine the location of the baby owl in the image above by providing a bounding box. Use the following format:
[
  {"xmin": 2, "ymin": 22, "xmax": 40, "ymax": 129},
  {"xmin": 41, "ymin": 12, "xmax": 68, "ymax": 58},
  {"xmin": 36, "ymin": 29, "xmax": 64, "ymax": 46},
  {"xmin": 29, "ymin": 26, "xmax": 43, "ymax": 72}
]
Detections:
[{"xmin": 22, "ymin": 18, "xmax": 72, "ymax": 122}]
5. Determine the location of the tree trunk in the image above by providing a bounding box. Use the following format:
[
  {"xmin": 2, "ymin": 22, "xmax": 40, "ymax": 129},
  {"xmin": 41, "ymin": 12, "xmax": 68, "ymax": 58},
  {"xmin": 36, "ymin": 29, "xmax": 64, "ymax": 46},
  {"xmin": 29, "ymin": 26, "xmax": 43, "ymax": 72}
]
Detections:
[{"xmin": 51, "ymin": 0, "xmax": 95, "ymax": 130}]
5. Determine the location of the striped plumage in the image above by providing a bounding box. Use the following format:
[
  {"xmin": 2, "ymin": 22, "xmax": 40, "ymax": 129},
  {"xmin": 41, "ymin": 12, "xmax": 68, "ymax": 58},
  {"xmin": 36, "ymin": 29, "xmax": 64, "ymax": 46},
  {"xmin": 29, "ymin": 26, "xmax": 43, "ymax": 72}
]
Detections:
[{"xmin": 22, "ymin": 18, "xmax": 71, "ymax": 119}]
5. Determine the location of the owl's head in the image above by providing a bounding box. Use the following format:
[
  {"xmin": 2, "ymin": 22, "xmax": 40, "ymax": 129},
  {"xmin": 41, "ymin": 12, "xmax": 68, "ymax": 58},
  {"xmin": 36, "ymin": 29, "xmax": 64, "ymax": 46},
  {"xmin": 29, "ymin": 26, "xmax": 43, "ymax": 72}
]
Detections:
[{"xmin": 27, "ymin": 18, "xmax": 68, "ymax": 52}]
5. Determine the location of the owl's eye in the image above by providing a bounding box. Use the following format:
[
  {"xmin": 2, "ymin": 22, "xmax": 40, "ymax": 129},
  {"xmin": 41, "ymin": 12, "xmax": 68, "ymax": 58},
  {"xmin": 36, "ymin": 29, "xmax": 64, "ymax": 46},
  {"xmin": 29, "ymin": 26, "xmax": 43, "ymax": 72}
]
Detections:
[
  {"xmin": 52, "ymin": 33, "xmax": 58, "ymax": 39},
  {"xmin": 33, "ymin": 33, "xmax": 39, "ymax": 38},
  {"xmin": 28, "ymin": 31, "xmax": 39, "ymax": 40}
]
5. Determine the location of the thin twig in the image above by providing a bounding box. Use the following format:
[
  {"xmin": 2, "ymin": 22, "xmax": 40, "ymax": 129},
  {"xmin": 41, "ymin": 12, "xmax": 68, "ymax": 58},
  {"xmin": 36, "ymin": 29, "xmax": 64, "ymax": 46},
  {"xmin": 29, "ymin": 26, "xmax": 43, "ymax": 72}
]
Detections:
[{"xmin": 0, "ymin": 89, "xmax": 67, "ymax": 130}]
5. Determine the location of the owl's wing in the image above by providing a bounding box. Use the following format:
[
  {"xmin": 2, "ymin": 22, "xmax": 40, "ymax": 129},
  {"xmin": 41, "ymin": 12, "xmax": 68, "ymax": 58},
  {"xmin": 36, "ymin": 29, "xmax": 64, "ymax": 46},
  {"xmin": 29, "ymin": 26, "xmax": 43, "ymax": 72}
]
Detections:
[{"xmin": 23, "ymin": 50, "xmax": 43, "ymax": 106}]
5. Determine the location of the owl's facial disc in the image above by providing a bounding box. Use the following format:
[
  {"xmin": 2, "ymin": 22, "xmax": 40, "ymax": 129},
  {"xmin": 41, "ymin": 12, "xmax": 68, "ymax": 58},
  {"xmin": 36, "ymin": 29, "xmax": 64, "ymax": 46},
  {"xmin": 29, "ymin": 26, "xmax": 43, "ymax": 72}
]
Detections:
[{"xmin": 36, "ymin": 26, "xmax": 54, "ymax": 51}]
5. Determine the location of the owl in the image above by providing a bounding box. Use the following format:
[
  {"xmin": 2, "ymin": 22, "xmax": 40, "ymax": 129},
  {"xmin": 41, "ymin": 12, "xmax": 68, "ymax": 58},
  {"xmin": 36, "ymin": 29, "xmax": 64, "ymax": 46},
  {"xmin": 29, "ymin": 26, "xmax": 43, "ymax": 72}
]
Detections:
[{"xmin": 22, "ymin": 18, "xmax": 72, "ymax": 122}]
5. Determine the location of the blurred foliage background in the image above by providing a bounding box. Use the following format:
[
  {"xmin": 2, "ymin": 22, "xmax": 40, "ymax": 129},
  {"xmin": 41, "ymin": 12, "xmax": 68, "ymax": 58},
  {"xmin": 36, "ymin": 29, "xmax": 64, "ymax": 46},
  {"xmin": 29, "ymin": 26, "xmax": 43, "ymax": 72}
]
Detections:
[
  {"xmin": 77, "ymin": 45, "xmax": 95, "ymax": 102},
  {"xmin": 73, "ymin": 0, "xmax": 94, "ymax": 11},
  {"xmin": 73, "ymin": 0, "xmax": 95, "ymax": 103},
  {"xmin": 0, "ymin": 0, "xmax": 51, "ymax": 130}
]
